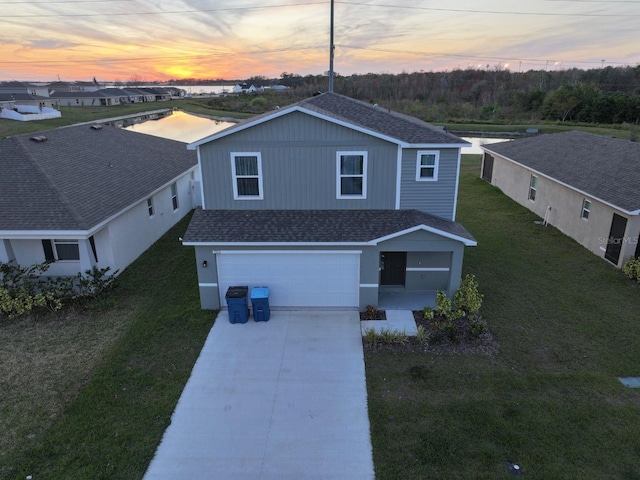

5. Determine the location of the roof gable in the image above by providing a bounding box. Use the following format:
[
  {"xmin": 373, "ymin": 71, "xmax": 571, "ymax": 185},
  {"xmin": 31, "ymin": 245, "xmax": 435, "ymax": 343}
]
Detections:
[
  {"xmin": 0, "ymin": 125, "xmax": 197, "ymax": 232},
  {"xmin": 188, "ymin": 92, "xmax": 468, "ymax": 149},
  {"xmin": 483, "ymin": 130, "xmax": 640, "ymax": 213}
]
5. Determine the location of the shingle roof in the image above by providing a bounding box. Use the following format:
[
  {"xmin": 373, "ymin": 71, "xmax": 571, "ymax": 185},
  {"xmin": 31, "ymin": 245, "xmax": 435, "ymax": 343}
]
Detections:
[
  {"xmin": 0, "ymin": 124, "xmax": 197, "ymax": 232},
  {"xmin": 483, "ymin": 130, "xmax": 640, "ymax": 213},
  {"xmin": 189, "ymin": 92, "xmax": 468, "ymax": 148},
  {"xmin": 183, "ymin": 209, "xmax": 476, "ymax": 245}
]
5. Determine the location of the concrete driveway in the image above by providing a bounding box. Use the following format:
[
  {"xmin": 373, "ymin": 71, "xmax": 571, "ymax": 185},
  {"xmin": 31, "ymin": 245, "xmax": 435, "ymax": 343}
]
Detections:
[{"xmin": 144, "ymin": 310, "xmax": 375, "ymax": 480}]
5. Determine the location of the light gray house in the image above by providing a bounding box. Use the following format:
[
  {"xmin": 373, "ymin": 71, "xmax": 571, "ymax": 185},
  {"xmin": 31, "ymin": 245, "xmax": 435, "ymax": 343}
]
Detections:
[
  {"xmin": 0, "ymin": 124, "xmax": 200, "ymax": 277},
  {"xmin": 183, "ymin": 92, "xmax": 476, "ymax": 310},
  {"xmin": 481, "ymin": 130, "xmax": 640, "ymax": 268}
]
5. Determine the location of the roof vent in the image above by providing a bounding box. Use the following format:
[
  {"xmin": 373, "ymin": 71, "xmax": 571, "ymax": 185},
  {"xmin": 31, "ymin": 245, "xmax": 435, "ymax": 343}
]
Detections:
[
  {"xmin": 30, "ymin": 135, "xmax": 47, "ymax": 142},
  {"xmin": 90, "ymin": 124, "xmax": 103, "ymax": 130}
]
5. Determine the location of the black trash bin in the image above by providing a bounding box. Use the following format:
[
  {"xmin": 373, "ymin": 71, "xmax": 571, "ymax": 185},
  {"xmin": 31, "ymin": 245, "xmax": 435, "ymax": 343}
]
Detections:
[
  {"xmin": 250, "ymin": 287, "xmax": 270, "ymax": 322},
  {"xmin": 225, "ymin": 286, "xmax": 249, "ymax": 324}
]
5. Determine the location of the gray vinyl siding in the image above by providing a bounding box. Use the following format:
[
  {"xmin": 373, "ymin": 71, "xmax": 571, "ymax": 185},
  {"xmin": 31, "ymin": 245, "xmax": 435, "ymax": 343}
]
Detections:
[
  {"xmin": 199, "ymin": 111, "xmax": 398, "ymax": 210},
  {"xmin": 399, "ymin": 148, "xmax": 459, "ymax": 220}
]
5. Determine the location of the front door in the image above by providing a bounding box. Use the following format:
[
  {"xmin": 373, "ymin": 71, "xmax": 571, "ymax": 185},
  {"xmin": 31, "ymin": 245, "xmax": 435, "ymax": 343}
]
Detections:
[
  {"xmin": 605, "ymin": 213, "xmax": 628, "ymax": 265},
  {"xmin": 482, "ymin": 153, "xmax": 494, "ymax": 182},
  {"xmin": 380, "ymin": 252, "xmax": 407, "ymax": 286}
]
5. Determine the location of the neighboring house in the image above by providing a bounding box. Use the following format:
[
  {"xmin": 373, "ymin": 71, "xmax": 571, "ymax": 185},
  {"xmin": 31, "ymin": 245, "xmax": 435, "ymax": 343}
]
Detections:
[
  {"xmin": 0, "ymin": 124, "xmax": 200, "ymax": 277},
  {"xmin": 481, "ymin": 130, "xmax": 640, "ymax": 267},
  {"xmin": 183, "ymin": 92, "xmax": 476, "ymax": 310}
]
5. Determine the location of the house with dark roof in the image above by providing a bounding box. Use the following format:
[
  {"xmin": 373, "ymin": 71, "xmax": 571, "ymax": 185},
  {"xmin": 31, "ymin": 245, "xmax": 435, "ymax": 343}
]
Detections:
[
  {"xmin": 0, "ymin": 124, "xmax": 200, "ymax": 277},
  {"xmin": 183, "ymin": 92, "xmax": 476, "ymax": 310},
  {"xmin": 481, "ymin": 130, "xmax": 640, "ymax": 267}
]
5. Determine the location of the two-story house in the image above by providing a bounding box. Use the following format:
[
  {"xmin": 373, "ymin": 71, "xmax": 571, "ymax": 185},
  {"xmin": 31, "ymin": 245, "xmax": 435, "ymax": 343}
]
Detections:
[{"xmin": 183, "ymin": 92, "xmax": 476, "ymax": 310}]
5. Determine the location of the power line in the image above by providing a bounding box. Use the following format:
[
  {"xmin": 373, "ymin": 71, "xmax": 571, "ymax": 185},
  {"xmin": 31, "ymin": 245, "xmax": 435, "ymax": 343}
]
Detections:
[
  {"xmin": 335, "ymin": 1, "xmax": 640, "ymax": 17},
  {"xmin": 2, "ymin": 1, "xmax": 326, "ymax": 17}
]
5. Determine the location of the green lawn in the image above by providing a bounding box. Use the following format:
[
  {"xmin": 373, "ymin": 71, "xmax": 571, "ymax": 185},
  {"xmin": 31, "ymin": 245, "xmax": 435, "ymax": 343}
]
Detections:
[
  {"xmin": 365, "ymin": 156, "xmax": 640, "ymax": 479},
  {"xmin": 1, "ymin": 213, "xmax": 216, "ymax": 479}
]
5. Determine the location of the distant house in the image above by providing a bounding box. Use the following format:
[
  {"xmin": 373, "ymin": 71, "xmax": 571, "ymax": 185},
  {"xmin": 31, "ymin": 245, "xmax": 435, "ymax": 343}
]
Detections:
[
  {"xmin": 48, "ymin": 90, "xmax": 122, "ymax": 107},
  {"xmin": 0, "ymin": 81, "xmax": 50, "ymax": 98},
  {"xmin": 139, "ymin": 87, "xmax": 172, "ymax": 101},
  {"xmin": 122, "ymin": 88, "xmax": 148, "ymax": 103},
  {"xmin": 232, "ymin": 82, "xmax": 263, "ymax": 94},
  {"xmin": 0, "ymin": 125, "xmax": 200, "ymax": 277},
  {"xmin": 481, "ymin": 130, "xmax": 640, "ymax": 267},
  {"xmin": 47, "ymin": 81, "xmax": 101, "ymax": 93},
  {"xmin": 183, "ymin": 92, "xmax": 475, "ymax": 310}
]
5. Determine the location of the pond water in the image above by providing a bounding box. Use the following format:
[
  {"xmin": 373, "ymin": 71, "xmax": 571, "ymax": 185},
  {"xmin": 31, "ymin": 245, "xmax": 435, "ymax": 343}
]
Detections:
[
  {"xmin": 460, "ymin": 137, "xmax": 512, "ymax": 154},
  {"xmin": 123, "ymin": 110, "xmax": 512, "ymax": 151},
  {"xmin": 124, "ymin": 110, "xmax": 236, "ymax": 143}
]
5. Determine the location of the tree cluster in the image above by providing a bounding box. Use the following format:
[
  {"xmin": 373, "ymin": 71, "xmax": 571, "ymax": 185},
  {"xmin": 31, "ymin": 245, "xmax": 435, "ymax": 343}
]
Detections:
[{"xmin": 246, "ymin": 66, "xmax": 640, "ymax": 125}]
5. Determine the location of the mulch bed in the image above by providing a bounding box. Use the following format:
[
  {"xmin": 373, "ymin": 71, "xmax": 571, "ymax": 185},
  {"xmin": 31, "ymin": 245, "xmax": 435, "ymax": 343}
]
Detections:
[
  {"xmin": 359, "ymin": 309, "xmax": 387, "ymax": 320},
  {"xmin": 362, "ymin": 310, "xmax": 499, "ymax": 355}
]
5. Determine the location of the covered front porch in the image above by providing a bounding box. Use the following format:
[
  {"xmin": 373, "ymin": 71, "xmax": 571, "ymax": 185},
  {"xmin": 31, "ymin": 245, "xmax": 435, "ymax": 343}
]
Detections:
[{"xmin": 377, "ymin": 287, "xmax": 436, "ymax": 311}]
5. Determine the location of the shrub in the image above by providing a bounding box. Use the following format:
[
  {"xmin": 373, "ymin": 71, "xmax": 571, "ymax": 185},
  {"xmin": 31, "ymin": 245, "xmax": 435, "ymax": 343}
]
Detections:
[
  {"xmin": 622, "ymin": 257, "xmax": 640, "ymax": 282},
  {"xmin": 423, "ymin": 307, "xmax": 434, "ymax": 320},
  {"xmin": 363, "ymin": 327, "xmax": 378, "ymax": 347},
  {"xmin": 469, "ymin": 316, "xmax": 488, "ymax": 337},
  {"xmin": 0, "ymin": 262, "xmax": 117, "ymax": 319},
  {"xmin": 454, "ymin": 274, "xmax": 484, "ymax": 314},
  {"xmin": 416, "ymin": 325, "xmax": 431, "ymax": 345}
]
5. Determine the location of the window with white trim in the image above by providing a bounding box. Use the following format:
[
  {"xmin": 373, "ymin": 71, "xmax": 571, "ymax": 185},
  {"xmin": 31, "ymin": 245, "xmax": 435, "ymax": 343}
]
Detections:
[
  {"xmin": 416, "ymin": 151, "xmax": 439, "ymax": 181},
  {"xmin": 528, "ymin": 175, "xmax": 538, "ymax": 201},
  {"xmin": 337, "ymin": 152, "xmax": 367, "ymax": 198},
  {"xmin": 581, "ymin": 199, "xmax": 591, "ymax": 220},
  {"xmin": 147, "ymin": 197, "xmax": 154, "ymax": 217},
  {"xmin": 231, "ymin": 153, "xmax": 263, "ymax": 199},
  {"xmin": 170, "ymin": 182, "xmax": 178, "ymax": 210},
  {"xmin": 42, "ymin": 239, "xmax": 80, "ymax": 261}
]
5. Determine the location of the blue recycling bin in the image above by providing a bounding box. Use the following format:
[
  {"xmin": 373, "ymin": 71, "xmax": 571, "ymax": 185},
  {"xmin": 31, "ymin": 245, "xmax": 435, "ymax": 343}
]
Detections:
[
  {"xmin": 250, "ymin": 287, "xmax": 270, "ymax": 322},
  {"xmin": 226, "ymin": 286, "xmax": 249, "ymax": 324}
]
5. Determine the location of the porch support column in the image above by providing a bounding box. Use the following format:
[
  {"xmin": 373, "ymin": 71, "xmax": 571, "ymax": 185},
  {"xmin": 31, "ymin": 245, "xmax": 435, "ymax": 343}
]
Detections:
[{"xmin": 447, "ymin": 244, "xmax": 465, "ymax": 298}]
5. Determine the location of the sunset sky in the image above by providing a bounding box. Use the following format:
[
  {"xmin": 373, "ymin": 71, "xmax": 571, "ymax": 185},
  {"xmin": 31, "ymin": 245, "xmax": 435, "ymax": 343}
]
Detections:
[{"xmin": 1, "ymin": 0, "xmax": 639, "ymax": 82}]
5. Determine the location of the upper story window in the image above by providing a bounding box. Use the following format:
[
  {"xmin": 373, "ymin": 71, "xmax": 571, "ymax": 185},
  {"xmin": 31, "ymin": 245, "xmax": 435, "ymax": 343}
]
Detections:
[
  {"xmin": 231, "ymin": 153, "xmax": 263, "ymax": 199},
  {"xmin": 42, "ymin": 239, "xmax": 80, "ymax": 262},
  {"xmin": 528, "ymin": 175, "xmax": 538, "ymax": 201},
  {"xmin": 416, "ymin": 151, "xmax": 439, "ymax": 181},
  {"xmin": 147, "ymin": 197, "xmax": 154, "ymax": 217},
  {"xmin": 170, "ymin": 182, "xmax": 178, "ymax": 210},
  {"xmin": 337, "ymin": 151, "xmax": 367, "ymax": 199},
  {"xmin": 581, "ymin": 199, "xmax": 591, "ymax": 220}
]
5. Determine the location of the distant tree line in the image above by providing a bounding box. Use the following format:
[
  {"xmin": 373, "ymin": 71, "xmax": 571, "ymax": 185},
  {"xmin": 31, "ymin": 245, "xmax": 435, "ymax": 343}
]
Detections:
[{"xmin": 224, "ymin": 67, "xmax": 640, "ymax": 125}]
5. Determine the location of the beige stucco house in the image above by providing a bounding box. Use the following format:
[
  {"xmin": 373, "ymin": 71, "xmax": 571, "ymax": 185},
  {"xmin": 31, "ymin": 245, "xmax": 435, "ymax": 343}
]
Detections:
[{"xmin": 481, "ymin": 130, "xmax": 640, "ymax": 268}]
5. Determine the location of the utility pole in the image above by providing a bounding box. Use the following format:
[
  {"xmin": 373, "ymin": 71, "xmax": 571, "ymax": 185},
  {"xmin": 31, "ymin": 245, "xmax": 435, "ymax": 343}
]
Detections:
[{"xmin": 329, "ymin": 0, "xmax": 335, "ymax": 92}]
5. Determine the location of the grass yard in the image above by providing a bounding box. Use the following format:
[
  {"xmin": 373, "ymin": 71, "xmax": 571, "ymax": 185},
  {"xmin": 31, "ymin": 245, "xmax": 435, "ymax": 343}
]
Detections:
[
  {"xmin": 365, "ymin": 155, "xmax": 640, "ymax": 479},
  {"xmin": 0, "ymin": 213, "xmax": 216, "ymax": 479}
]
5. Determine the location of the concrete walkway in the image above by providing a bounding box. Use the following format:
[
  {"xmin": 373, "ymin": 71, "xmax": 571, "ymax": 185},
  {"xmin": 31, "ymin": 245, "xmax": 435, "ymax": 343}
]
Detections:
[
  {"xmin": 144, "ymin": 310, "xmax": 375, "ymax": 480},
  {"xmin": 360, "ymin": 310, "xmax": 418, "ymax": 336}
]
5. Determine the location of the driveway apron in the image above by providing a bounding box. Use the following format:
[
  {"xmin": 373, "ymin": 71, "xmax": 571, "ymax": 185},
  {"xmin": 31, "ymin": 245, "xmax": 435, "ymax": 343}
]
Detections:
[{"xmin": 144, "ymin": 310, "xmax": 375, "ymax": 480}]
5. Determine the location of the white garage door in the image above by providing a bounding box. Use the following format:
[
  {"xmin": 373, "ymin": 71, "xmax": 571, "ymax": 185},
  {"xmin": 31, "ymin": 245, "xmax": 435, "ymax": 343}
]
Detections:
[{"xmin": 217, "ymin": 250, "xmax": 360, "ymax": 307}]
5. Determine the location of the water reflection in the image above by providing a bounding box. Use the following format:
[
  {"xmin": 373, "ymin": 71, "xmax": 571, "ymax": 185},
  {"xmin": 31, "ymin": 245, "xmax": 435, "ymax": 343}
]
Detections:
[{"xmin": 124, "ymin": 110, "xmax": 237, "ymax": 143}]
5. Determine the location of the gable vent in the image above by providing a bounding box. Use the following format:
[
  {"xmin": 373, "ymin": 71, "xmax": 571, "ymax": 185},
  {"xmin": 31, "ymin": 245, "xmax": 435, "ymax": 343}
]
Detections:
[
  {"xmin": 30, "ymin": 135, "xmax": 48, "ymax": 142},
  {"xmin": 90, "ymin": 124, "xmax": 103, "ymax": 130}
]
